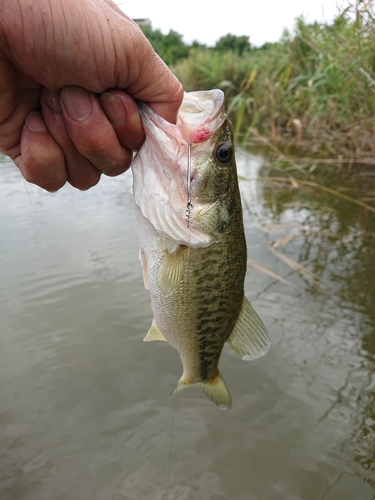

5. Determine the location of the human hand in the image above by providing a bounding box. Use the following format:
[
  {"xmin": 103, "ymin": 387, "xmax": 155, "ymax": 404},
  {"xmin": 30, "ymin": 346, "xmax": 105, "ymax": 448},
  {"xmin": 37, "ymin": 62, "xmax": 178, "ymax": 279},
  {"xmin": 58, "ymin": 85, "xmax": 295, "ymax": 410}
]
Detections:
[{"xmin": 0, "ymin": 0, "xmax": 183, "ymax": 191}]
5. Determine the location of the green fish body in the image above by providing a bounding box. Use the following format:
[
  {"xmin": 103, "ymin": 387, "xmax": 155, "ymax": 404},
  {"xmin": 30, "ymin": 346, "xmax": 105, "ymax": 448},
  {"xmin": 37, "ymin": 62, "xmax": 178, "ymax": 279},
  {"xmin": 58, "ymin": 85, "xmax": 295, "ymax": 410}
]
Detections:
[{"xmin": 132, "ymin": 90, "xmax": 269, "ymax": 409}]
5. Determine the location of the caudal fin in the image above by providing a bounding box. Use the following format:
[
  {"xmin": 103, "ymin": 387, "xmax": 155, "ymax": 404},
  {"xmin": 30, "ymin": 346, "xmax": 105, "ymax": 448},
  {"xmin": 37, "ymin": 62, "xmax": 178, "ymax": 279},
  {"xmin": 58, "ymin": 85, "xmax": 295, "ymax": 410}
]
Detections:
[{"xmin": 172, "ymin": 373, "xmax": 232, "ymax": 410}]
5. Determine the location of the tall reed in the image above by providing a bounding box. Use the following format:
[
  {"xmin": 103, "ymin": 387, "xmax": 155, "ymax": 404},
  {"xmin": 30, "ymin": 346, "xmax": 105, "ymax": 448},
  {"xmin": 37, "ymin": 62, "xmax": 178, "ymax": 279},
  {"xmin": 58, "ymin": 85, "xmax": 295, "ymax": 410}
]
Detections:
[{"xmin": 172, "ymin": 2, "xmax": 375, "ymax": 158}]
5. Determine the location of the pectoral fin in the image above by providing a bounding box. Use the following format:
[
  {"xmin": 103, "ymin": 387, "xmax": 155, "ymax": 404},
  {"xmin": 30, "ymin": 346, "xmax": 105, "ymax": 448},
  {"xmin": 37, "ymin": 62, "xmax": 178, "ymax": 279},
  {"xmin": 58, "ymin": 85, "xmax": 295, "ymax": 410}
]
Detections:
[
  {"xmin": 157, "ymin": 247, "xmax": 184, "ymax": 296},
  {"xmin": 143, "ymin": 320, "xmax": 167, "ymax": 342},
  {"xmin": 139, "ymin": 249, "xmax": 149, "ymax": 290},
  {"xmin": 227, "ymin": 297, "xmax": 270, "ymax": 360}
]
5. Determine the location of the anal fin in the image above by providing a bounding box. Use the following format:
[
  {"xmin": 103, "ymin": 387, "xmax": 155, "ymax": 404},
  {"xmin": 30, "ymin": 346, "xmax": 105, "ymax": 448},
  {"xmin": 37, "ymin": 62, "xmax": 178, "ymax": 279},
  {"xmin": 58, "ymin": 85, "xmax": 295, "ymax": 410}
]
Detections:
[
  {"xmin": 227, "ymin": 296, "xmax": 270, "ymax": 360},
  {"xmin": 143, "ymin": 319, "xmax": 167, "ymax": 342}
]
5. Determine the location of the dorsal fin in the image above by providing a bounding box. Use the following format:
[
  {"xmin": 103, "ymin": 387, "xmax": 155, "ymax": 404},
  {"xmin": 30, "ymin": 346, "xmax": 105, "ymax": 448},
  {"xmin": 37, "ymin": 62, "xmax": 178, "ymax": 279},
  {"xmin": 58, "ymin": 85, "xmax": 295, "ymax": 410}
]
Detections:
[{"xmin": 227, "ymin": 297, "xmax": 270, "ymax": 360}]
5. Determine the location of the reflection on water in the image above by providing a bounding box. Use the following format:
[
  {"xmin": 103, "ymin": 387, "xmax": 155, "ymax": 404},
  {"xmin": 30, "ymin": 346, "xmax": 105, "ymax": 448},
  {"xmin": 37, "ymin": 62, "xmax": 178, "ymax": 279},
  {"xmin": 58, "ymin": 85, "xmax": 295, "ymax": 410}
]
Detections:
[
  {"xmin": 0, "ymin": 152, "xmax": 374, "ymax": 500},
  {"xmin": 253, "ymin": 159, "xmax": 375, "ymax": 494}
]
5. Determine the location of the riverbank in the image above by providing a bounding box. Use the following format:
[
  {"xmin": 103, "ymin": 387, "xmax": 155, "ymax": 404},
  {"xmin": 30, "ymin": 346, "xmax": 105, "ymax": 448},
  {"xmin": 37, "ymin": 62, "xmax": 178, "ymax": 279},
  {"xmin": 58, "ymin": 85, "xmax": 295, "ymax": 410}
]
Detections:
[{"xmin": 171, "ymin": 3, "xmax": 375, "ymax": 162}]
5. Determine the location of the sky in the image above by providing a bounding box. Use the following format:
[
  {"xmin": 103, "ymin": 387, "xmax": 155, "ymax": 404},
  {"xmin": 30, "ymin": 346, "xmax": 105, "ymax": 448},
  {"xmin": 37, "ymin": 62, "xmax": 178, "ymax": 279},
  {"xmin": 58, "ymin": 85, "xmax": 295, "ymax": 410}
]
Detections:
[{"xmin": 117, "ymin": 0, "xmax": 341, "ymax": 47}]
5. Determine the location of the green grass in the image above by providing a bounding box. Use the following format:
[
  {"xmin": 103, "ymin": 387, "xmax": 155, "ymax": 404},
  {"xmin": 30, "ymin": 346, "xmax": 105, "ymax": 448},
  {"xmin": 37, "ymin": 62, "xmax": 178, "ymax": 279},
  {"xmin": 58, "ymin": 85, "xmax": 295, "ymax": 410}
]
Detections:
[{"xmin": 172, "ymin": 2, "xmax": 375, "ymax": 159}]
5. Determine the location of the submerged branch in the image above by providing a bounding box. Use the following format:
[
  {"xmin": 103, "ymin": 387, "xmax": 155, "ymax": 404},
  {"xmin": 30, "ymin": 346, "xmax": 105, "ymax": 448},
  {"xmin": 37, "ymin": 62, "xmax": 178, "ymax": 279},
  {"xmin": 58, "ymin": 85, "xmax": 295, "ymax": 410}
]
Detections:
[{"xmin": 256, "ymin": 176, "xmax": 375, "ymax": 214}]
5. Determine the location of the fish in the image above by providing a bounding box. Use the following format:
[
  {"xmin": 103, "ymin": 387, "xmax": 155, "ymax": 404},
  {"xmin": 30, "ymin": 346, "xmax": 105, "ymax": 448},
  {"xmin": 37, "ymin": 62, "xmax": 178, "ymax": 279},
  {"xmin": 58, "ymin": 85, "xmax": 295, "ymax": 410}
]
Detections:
[{"xmin": 131, "ymin": 89, "xmax": 270, "ymax": 409}]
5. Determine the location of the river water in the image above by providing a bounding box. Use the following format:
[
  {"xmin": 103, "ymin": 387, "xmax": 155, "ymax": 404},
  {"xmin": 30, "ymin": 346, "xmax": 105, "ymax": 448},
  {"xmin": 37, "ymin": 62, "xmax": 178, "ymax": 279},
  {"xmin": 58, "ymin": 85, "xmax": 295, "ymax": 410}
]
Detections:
[{"xmin": 0, "ymin": 150, "xmax": 374, "ymax": 500}]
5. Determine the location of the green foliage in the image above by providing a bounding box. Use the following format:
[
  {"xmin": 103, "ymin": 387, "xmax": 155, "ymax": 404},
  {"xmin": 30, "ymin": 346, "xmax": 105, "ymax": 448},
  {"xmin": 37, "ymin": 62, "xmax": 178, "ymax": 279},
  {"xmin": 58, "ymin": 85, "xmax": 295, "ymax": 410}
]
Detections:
[
  {"xmin": 171, "ymin": 2, "xmax": 375, "ymax": 157},
  {"xmin": 140, "ymin": 25, "xmax": 189, "ymax": 66},
  {"xmin": 139, "ymin": 3, "xmax": 375, "ymax": 157},
  {"xmin": 214, "ymin": 34, "xmax": 251, "ymax": 55},
  {"xmin": 172, "ymin": 48, "xmax": 255, "ymax": 92}
]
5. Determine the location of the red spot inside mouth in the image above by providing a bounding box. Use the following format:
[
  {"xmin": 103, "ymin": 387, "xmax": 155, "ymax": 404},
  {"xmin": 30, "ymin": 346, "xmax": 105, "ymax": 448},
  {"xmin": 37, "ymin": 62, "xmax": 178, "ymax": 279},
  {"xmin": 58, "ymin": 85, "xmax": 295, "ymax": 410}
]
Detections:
[{"xmin": 191, "ymin": 128, "xmax": 211, "ymax": 143}]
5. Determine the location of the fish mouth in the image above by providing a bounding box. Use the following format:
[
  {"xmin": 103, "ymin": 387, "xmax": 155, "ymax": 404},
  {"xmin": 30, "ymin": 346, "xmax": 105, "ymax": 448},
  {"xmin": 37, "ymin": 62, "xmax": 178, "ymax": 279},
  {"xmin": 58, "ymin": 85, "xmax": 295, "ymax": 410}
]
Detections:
[
  {"xmin": 136, "ymin": 89, "xmax": 226, "ymax": 199},
  {"xmin": 139, "ymin": 89, "xmax": 225, "ymax": 148},
  {"xmin": 177, "ymin": 90, "xmax": 225, "ymax": 144}
]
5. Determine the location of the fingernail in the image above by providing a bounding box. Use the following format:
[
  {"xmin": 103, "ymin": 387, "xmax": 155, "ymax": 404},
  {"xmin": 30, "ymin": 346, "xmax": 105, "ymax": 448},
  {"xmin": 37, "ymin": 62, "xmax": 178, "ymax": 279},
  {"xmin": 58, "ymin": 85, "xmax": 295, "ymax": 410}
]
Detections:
[
  {"xmin": 100, "ymin": 93, "xmax": 127, "ymax": 126},
  {"xmin": 43, "ymin": 89, "xmax": 62, "ymax": 112},
  {"xmin": 25, "ymin": 112, "xmax": 47, "ymax": 132},
  {"xmin": 61, "ymin": 87, "xmax": 93, "ymax": 122}
]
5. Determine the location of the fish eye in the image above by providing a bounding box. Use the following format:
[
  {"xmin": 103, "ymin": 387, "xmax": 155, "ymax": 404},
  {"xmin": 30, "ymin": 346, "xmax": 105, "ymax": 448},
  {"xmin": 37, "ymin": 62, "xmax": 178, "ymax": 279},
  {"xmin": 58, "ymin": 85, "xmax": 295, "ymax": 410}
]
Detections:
[{"xmin": 215, "ymin": 142, "xmax": 232, "ymax": 165}]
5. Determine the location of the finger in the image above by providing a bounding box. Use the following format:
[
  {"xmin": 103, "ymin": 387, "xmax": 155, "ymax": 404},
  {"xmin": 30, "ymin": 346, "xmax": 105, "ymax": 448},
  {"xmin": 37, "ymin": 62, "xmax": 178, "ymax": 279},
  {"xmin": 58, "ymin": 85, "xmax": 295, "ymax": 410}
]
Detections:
[
  {"xmin": 99, "ymin": 90, "xmax": 144, "ymax": 151},
  {"xmin": 41, "ymin": 88, "xmax": 101, "ymax": 190},
  {"xmin": 0, "ymin": 52, "xmax": 41, "ymax": 158},
  {"xmin": 129, "ymin": 60, "xmax": 183, "ymax": 124},
  {"xmin": 147, "ymin": 71, "xmax": 183, "ymax": 125},
  {"xmin": 60, "ymin": 86, "xmax": 133, "ymax": 177},
  {"xmin": 14, "ymin": 112, "xmax": 67, "ymax": 192},
  {"xmin": 122, "ymin": 33, "xmax": 184, "ymax": 124}
]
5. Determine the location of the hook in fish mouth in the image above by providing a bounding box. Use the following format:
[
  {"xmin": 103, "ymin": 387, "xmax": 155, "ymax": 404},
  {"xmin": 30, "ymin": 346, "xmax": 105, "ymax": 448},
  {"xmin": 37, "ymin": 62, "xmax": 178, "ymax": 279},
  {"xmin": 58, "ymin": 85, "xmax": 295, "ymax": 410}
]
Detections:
[{"xmin": 186, "ymin": 201, "xmax": 193, "ymax": 227}]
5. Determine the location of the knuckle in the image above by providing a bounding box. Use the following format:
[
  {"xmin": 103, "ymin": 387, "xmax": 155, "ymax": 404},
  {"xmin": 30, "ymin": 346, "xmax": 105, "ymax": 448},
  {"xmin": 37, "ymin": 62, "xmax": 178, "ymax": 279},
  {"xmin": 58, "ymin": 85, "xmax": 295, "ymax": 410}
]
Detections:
[
  {"xmin": 76, "ymin": 137, "xmax": 108, "ymax": 159},
  {"xmin": 68, "ymin": 171, "xmax": 101, "ymax": 191},
  {"xmin": 24, "ymin": 169, "xmax": 67, "ymax": 192},
  {"xmin": 100, "ymin": 161, "xmax": 129, "ymax": 177},
  {"xmin": 21, "ymin": 150, "xmax": 67, "ymax": 192},
  {"xmin": 88, "ymin": 148, "xmax": 132, "ymax": 177}
]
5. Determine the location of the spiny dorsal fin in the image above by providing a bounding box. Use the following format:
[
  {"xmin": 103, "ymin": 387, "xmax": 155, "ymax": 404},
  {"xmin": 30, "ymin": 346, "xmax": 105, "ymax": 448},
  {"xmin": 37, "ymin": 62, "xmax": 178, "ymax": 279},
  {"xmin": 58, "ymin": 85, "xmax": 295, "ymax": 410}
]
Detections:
[
  {"xmin": 143, "ymin": 320, "xmax": 167, "ymax": 342},
  {"xmin": 172, "ymin": 373, "xmax": 232, "ymax": 410},
  {"xmin": 227, "ymin": 296, "xmax": 270, "ymax": 360},
  {"xmin": 157, "ymin": 247, "xmax": 184, "ymax": 296}
]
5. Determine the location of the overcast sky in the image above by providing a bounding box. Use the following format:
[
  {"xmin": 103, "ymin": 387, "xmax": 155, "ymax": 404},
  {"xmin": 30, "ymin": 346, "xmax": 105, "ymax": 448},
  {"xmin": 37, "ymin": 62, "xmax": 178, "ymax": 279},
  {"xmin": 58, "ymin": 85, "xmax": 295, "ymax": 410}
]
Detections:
[{"xmin": 117, "ymin": 0, "xmax": 341, "ymax": 47}]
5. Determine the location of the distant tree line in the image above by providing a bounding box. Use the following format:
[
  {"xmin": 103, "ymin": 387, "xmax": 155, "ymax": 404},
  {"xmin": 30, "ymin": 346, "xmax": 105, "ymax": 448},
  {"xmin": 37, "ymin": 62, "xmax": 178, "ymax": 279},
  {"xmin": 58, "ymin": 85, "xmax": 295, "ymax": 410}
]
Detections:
[{"xmin": 139, "ymin": 24, "xmax": 252, "ymax": 66}]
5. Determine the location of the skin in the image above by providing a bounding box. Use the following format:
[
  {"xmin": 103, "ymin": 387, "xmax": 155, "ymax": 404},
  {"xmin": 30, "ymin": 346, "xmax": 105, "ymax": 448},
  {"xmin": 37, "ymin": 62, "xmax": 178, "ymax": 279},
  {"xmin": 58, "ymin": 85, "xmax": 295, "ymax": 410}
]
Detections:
[{"xmin": 0, "ymin": 0, "xmax": 183, "ymax": 191}]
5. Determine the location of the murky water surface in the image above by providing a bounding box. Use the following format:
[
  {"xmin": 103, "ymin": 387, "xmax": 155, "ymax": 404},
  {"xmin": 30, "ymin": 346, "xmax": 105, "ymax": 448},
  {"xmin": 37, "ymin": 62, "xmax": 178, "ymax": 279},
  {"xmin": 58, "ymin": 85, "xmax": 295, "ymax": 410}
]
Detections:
[{"xmin": 1, "ymin": 151, "xmax": 374, "ymax": 500}]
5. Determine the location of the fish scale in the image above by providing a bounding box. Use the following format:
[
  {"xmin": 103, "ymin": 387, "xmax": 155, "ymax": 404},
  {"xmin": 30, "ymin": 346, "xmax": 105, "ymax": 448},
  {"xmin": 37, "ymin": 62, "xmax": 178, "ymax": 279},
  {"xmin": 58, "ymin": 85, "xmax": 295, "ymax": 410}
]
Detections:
[
  {"xmin": 132, "ymin": 90, "xmax": 270, "ymax": 409},
  {"xmin": 186, "ymin": 211, "xmax": 245, "ymax": 381}
]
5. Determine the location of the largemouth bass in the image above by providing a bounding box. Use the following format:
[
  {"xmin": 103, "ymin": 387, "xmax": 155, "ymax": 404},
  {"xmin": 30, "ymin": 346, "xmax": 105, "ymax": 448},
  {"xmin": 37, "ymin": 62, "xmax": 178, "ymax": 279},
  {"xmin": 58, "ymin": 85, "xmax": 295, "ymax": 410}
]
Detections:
[{"xmin": 131, "ymin": 90, "xmax": 270, "ymax": 409}]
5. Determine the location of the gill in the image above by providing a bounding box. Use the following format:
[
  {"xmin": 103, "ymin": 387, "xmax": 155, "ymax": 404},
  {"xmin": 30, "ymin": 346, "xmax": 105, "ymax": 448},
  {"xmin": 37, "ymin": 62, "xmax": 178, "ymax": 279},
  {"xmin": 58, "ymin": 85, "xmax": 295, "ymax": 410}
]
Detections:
[{"xmin": 165, "ymin": 142, "xmax": 193, "ymax": 500}]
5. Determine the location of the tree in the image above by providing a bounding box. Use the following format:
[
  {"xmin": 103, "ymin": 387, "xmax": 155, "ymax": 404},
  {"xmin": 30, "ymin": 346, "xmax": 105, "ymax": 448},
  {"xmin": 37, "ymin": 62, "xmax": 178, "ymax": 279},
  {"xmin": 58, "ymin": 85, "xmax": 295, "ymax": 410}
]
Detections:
[
  {"xmin": 140, "ymin": 26, "xmax": 189, "ymax": 66},
  {"xmin": 214, "ymin": 34, "xmax": 251, "ymax": 55}
]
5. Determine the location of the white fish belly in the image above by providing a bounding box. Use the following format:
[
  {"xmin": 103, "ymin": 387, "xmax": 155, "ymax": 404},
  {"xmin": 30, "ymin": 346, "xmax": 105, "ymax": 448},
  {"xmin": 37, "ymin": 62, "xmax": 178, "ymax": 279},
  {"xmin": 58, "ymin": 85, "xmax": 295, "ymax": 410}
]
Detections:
[{"xmin": 135, "ymin": 204, "xmax": 246, "ymax": 383}]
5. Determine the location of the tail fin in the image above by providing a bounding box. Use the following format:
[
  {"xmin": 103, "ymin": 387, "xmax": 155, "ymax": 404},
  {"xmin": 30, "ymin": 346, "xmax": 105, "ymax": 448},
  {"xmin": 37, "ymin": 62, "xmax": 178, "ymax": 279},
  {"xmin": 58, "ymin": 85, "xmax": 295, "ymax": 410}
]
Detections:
[{"xmin": 172, "ymin": 373, "xmax": 232, "ymax": 410}]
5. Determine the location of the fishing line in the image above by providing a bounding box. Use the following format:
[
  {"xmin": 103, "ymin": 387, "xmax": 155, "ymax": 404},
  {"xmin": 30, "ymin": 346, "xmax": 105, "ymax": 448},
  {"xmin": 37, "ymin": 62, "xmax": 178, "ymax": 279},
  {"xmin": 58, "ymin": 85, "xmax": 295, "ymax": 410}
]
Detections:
[
  {"xmin": 108, "ymin": 414, "xmax": 141, "ymax": 500},
  {"xmin": 165, "ymin": 378, "xmax": 178, "ymax": 500},
  {"xmin": 186, "ymin": 143, "xmax": 193, "ymax": 226},
  {"xmin": 165, "ymin": 142, "xmax": 194, "ymax": 500},
  {"xmin": 23, "ymin": 179, "xmax": 141, "ymax": 500}
]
